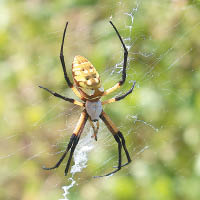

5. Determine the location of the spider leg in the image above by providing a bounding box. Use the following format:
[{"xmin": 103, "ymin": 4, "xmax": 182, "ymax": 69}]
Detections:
[
  {"xmin": 43, "ymin": 111, "xmax": 88, "ymax": 176},
  {"xmin": 64, "ymin": 110, "xmax": 88, "ymax": 176},
  {"xmin": 88, "ymin": 118, "xmax": 99, "ymax": 141},
  {"xmin": 102, "ymin": 21, "xmax": 128, "ymax": 96},
  {"xmin": 95, "ymin": 121, "xmax": 100, "ymax": 141},
  {"xmin": 60, "ymin": 21, "xmax": 73, "ymax": 87},
  {"xmin": 116, "ymin": 131, "xmax": 131, "ymax": 167},
  {"xmin": 59, "ymin": 22, "xmax": 84, "ymax": 100},
  {"xmin": 94, "ymin": 134, "xmax": 122, "ymax": 178},
  {"xmin": 43, "ymin": 134, "xmax": 76, "ymax": 170},
  {"xmin": 39, "ymin": 85, "xmax": 84, "ymax": 106},
  {"xmin": 64, "ymin": 134, "xmax": 80, "ymax": 175},
  {"xmin": 102, "ymin": 81, "xmax": 136, "ymax": 105},
  {"xmin": 94, "ymin": 111, "xmax": 131, "ymax": 178},
  {"xmin": 109, "ymin": 21, "xmax": 128, "ymax": 85}
]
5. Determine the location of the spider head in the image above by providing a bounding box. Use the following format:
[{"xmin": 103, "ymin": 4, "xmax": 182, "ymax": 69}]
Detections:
[{"xmin": 72, "ymin": 55, "xmax": 101, "ymax": 89}]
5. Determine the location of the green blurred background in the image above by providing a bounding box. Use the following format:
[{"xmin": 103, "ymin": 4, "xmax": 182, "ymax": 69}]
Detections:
[{"xmin": 0, "ymin": 0, "xmax": 200, "ymax": 200}]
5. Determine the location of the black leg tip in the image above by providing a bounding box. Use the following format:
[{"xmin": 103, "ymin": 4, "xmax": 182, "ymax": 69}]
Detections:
[
  {"xmin": 65, "ymin": 171, "xmax": 69, "ymax": 176},
  {"xmin": 42, "ymin": 165, "xmax": 55, "ymax": 170},
  {"xmin": 64, "ymin": 22, "xmax": 69, "ymax": 30},
  {"xmin": 42, "ymin": 165, "xmax": 48, "ymax": 170},
  {"xmin": 93, "ymin": 175, "xmax": 103, "ymax": 178}
]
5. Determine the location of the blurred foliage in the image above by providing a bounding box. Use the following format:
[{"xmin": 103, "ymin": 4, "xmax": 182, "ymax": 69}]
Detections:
[{"xmin": 0, "ymin": 0, "xmax": 200, "ymax": 200}]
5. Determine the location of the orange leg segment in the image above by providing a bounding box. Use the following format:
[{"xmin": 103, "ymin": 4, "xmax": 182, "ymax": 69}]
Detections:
[
  {"xmin": 94, "ymin": 111, "xmax": 131, "ymax": 178},
  {"xmin": 102, "ymin": 81, "xmax": 136, "ymax": 105},
  {"xmin": 43, "ymin": 110, "xmax": 88, "ymax": 176}
]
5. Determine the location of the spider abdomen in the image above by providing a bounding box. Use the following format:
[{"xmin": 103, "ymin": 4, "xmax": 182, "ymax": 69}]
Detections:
[
  {"xmin": 72, "ymin": 55, "xmax": 101, "ymax": 89},
  {"xmin": 85, "ymin": 100, "xmax": 102, "ymax": 121}
]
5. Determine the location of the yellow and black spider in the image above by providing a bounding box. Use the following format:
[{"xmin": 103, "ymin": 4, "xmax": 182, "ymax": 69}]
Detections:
[{"xmin": 39, "ymin": 21, "xmax": 136, "ymax": 178}]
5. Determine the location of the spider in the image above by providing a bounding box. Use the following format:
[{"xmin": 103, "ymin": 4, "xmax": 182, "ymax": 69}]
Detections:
[{"xmin": 39, "ymin": 21, "xmax": 136, "ymax": 178}]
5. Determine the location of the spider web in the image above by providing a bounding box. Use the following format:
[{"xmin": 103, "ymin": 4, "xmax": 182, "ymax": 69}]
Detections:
[
  {"xmin": 47, "ymin": 2, "xmax": 197, "ymax": 199},
  {"xmin": 58, "ymin": 4, "xmax": 143, "ymax": 200},
  {"xmin": 57, "ymin": 3, "xmax": 158, "ymax": 199},
  {"xmin": 1, "ymin": 1, "xmax": 199, "ymax": 200}
]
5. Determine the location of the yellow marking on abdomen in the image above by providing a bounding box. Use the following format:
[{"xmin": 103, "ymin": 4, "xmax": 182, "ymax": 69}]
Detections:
[{"xmin": 72, "ymin": 55, "xmax": 101, "ymax": 89}]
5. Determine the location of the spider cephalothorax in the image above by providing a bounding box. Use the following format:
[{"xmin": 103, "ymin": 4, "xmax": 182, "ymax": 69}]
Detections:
[{"xmin": 39, "ymin": 21, "xmax": 136, "ymax": 178}]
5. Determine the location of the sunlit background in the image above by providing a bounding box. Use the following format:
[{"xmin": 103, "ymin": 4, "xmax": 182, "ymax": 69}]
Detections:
[{"xmin": 0, "ymin": 0, "xmax": 200, "ymax": 200}]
